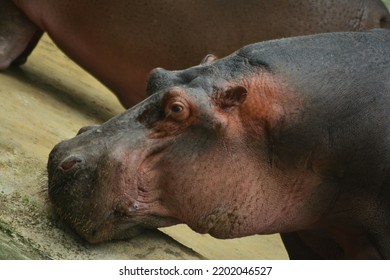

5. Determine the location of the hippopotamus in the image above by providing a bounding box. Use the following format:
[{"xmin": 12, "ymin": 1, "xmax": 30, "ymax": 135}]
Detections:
[
  {"xmin": 1, "ymin": 0, "xmax": 390, "ymax": 108},
  {"xmin": 47, "ymin": 29, "xmax": 390, "ymax": 259}
]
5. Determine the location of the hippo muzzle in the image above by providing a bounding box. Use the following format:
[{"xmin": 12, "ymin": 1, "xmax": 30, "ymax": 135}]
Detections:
[{"xmin": 47, "ymin": 105, "xmax": 181, "ymax": 243}]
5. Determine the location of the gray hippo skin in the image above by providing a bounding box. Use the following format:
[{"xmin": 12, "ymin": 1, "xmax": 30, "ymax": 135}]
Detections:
[
  {"xmin": 1, "ymin": 0, "xmax": 390, "ymax": 107},
  {"xmin": 47, "ymin": 29, "xmax": 390, "ymax": 259}
]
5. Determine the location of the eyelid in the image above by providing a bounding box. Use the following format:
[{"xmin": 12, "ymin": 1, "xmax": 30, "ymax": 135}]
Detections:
[
  {"xmin": 168, "ymin": 102, "xmax": 184, "ymax": 113},
  {"xmin": 166, "ymin": 100, "xmax": 189, "ymax": 119},
  {"xmin": 162, "ymin": 90, "xmax": 186, "ymax": 110},
  {"xmin": 161, "ymin": 92, "xmax": 191, "ymax": 122}
]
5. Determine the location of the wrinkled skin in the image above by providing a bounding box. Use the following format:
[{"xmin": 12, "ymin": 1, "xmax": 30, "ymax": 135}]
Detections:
[
  {"xmin": 47, "ymin": 29, "xmax": 390, "ymax": 259},
  {"xmin": 1, "ymin": 0, "xmax": 390, "ymax": 107}
]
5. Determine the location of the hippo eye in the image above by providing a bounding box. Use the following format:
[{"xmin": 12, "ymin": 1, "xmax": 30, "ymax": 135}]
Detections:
[
  {"xmin": 170, "ymin": 102, "xmax": 184, "ymax": 113},
  {"xmin": 165, "ymin": 100, "xmax": 190, "ymax": 121}
]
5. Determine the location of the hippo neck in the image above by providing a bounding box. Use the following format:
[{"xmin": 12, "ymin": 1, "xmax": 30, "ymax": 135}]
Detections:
[{"xmin": 213, "ymin": 73, "xmax": 339, "ymax": 236}]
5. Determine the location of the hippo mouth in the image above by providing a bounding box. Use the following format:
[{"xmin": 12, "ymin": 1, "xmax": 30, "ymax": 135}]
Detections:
[
  {"xmin": 47, "ymin": 133, "xmax": 181, "ymax": 243},
  {"xmin": 47, "ymin": 173, "xmax": 146, "ymax": 243},
  {"xmin": 46, "ymin": 142, "xmax": 144, "ymax": 242}
]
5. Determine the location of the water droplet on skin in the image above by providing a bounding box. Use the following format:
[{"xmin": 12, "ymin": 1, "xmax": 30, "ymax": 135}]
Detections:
[{"xmin": 128, "ymin": 202, "xmax": 139, "ymax": 212}]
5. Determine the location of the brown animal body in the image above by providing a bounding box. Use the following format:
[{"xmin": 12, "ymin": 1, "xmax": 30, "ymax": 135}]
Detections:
[
  {"xmin": 1, "ymin": 0, "xmax": 390, "ymax": 107},
  {"xmin": 47, "ymin": 29, "xmax": 390, "ymax": 259}
]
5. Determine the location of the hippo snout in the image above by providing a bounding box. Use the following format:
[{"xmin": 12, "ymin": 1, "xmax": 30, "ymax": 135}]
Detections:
[{"xmin": 46, "ymin": 123, "xmax": 152, "ymax": 243}]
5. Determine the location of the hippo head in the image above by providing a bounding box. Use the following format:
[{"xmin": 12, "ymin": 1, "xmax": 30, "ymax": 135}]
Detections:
[{"xmin": 47, "ymin": 52, "xmax": 329, "ymax": 244}]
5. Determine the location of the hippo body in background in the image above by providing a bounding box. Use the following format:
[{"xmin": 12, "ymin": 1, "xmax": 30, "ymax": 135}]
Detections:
[
  {"xmin": 47, "ymin": 29, "xmax": 390, "ymax": 259},
  {"xmin": 1, "ymin": 0, "xmax": 390, "ymax": 107}
]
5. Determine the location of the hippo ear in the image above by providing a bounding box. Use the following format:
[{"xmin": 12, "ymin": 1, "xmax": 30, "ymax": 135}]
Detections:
[
  {"xmin": 215, "ymin": 85, "xmax": 248, "ymax": 109},
  {"xmin": 200, "ymin": 54, "xmax": 217, "ymax": 65}
]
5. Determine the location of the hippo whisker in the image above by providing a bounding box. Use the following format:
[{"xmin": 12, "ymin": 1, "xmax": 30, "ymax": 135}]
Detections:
[{"xmin": 36, "ymin": 170, "xmax": 52, "ymax": 202}]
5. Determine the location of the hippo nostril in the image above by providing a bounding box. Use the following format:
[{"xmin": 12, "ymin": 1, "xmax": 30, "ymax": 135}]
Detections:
[
  {"xmin": 59, "ymin": 156, "xmax": 83, "ymax": 171},
  {"xmin": 61, "ymin": 160, "xmax": 77, "ymax": 171}
]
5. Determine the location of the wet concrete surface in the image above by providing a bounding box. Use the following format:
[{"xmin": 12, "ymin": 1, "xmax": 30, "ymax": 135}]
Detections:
[{"xmin": 0, "ymin": 35, "xmax": 287, "ymax": 259}]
